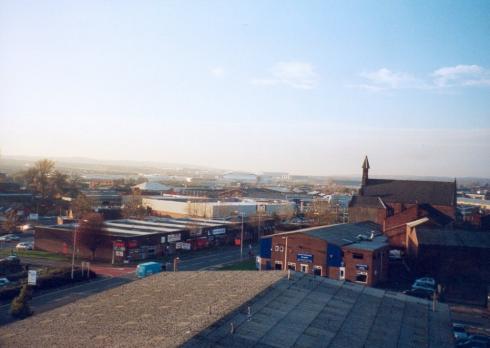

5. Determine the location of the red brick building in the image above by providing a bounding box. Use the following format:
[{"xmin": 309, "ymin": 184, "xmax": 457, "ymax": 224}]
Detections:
[
  {"xmin": 35, "ymin": 218, "xmax": 237, "ymax": 263},
  {"xmin": 259, "ymin": 222, "xmax": 389, "ymax": 287},
  {"xmin": 349, "ymin": 156, "xmax": 456, "ymax": 248}
]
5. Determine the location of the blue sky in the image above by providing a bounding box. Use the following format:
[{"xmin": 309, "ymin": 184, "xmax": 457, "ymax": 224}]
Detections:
[{"xmin": 1, "ymin": 1, "xmax": 489, "ymax": 177}]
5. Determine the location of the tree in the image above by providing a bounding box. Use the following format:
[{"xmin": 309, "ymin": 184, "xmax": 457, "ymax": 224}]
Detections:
[
  {"xmin": 71, "ymin": 194, "xmax": 94, "ymax": 219},
  {"xmin": 10, "ymin": 284, "xmax": 33, "ymax": 319},
  {"xmin": 122, "ymin": 194, "xmax": 146, "ymax": 219},
  {"xmin": 2, "ymin": 209, "xmax": 20, "ymax": 233},
  {"xmin": 78, "ymin": 213, "xmax": 104, "ymax": 260},
  {"xmin": 48, "ymin": 171, "xmax": 70, "ymax": 199}
]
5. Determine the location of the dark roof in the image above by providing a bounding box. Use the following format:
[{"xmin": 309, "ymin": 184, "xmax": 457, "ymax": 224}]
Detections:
[
  {"xmin": 362, "ymin": 178, "xmax": 456, "ymax": 206},
  {"xmin": 416, "ymin": 228, "xmax": 490, "ymax": 248},
  {"xmin": 304, "ymin": 221, "xmax": 383, "ymax": 247},
  {"xmin": 418, "ymin": 204, "xmax": 453, "ymax": 226},
  {"xmin": 349, "ymin": 195, "xmax": 386, "ymax": 209}
]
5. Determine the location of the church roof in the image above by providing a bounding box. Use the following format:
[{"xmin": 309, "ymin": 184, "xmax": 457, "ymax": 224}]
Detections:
[{"xmin": 362, "ymin": 179, "xmax": 456, "ymax": 206}]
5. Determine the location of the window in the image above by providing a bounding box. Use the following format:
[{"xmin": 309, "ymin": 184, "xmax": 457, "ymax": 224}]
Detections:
[
  {"xmin": 280, "ymin": 246, "xmax": 284, "ymax": 252},
  {"xmin": 274, "ymin": 261, "xmax": 282, "ymax": 270},
  {"xmin": 313, "ymin": 266, "xmax": 322, "ymax": 276},
  {"xmin": 274, "ymin": 245, "xmax": 279, "ymax": 252},
  {"xmin": 339, "ymin": 267, "xmax": 345, "ymax": 280},
  {"xmin": 355, "ymin": 274, "xmax": 368, "ymax": 283},
  {"xmin": 353, "ymin": 253, "xmax": 364, "ymax": 259},
  {"xmin": 287, "ymin": 262, "xmax": 296, "ymax": 271},
  {"xmin": 300, "ymin": 264, "xmax": 308, "ymax": 273}
]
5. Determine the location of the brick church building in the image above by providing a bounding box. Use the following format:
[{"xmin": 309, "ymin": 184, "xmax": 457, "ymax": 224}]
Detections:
[{"xmin": 349, "ymin": 156, "xmax": 457, "ymax": 248}]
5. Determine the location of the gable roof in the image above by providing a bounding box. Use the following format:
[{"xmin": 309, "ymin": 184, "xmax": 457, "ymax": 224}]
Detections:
[{"xmin": 362, "ymin": 179, "xmax": 456, "ymax": 206}]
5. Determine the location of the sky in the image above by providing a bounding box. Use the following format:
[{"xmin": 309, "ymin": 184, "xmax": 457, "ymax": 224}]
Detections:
[{"xmin": 1, "ymin": 1, "xmax": 489, "ymax": 177}]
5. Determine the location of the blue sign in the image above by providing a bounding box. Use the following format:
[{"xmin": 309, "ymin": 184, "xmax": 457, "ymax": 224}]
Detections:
[{"xmin": 296, "ymin": 253, "xmax": 313, "ymax": 263}]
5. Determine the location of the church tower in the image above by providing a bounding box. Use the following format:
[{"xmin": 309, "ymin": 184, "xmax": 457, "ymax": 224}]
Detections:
[{"xmin": 360, "ymin": 156, "xmax": 370, "ymax": 195}]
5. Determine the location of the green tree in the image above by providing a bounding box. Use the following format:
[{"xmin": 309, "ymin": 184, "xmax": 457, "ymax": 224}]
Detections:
[
  {"xmin": 78, "ymin": 213, "xmax": 104, "ymax": 260},
  {"xmin": 10, "ymin": 284, "xmax": 33, "ymax": 319}
]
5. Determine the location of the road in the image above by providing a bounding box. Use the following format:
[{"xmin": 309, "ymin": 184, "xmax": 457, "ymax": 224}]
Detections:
[{"xmin": 0, "ymin": 244, "xmax": 258, "ymax": 326}]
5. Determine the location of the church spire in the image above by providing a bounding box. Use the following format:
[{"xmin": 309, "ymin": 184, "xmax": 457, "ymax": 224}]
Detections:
[{"xmin": 361, "ymin": 156, "xmax": 370, "ymax": 191}]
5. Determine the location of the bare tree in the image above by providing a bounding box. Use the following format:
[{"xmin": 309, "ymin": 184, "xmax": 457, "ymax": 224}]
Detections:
[
  {"xmin": 71, "ymin": 194, "xmax": 94, "ymax": 219},
  {"xmin": 122, "ymin": 194, "xmax": 146, "ymax": 219},
  {"xmin": 2, "ymin": 209, "xmax": 19, "ymax": 233},
  {"xmin": 78, "ymin": 213, "xmax": 104, "ymax": 260}
]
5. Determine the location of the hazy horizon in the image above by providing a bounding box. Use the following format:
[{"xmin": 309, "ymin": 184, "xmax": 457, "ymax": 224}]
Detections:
[{"xmin": 1, "ymin": 1, "xmax": 489, "ymax": 177}]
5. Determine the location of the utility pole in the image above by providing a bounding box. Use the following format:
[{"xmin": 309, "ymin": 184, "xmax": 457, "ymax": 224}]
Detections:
[
  {"xmin": 240, "ymin": 213, "xmax": 244, "ymax": 260},
  {"xmin": 71, "ymin": 225, "xmax": 78, "ymax": 280}
]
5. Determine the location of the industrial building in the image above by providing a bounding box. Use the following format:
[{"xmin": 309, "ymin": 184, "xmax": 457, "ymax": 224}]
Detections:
[
  {"xmin": 142, "ymin": 196, "xmax": 295, "ymax": 219},
  {"xmin": 34, "ymin": 217, "xmax": 237, "ymax": 263},
  {"xmin": 259, "ymin": 222, "xmax": 389, "ymax": 287}
]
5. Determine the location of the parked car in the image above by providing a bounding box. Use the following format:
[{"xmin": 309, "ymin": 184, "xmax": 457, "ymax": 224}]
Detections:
[
  {"xmin": 0, "ymin": 278, "xmax": 10, "ymax": 287},
  {"xmin": 453, "ymin": 323, "xmax": 469, "ymax": 343},
  {"xmin": 16, "ymin": 242, "xmax": 33, "ymax": 250},
  {"xmin": 457, "ymin": 334, "xmax": 490, "ymax": 347},
  {"xmin": 403, "ymin": 287, "xmax": 434, "ymax": 300},
  {"xmin": 412, "ymin": 277, "xmax": 436, "ymax": 290},
  {"xmin": 0, "ymin": 234, "xmax": 20, "ymax": 242}
]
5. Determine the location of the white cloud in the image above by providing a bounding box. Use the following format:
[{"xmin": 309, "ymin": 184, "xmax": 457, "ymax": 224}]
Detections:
[
  {"xmin": 356, "ymin": 64, "xmax": 490, "ymax": 92},
  {"xmin": 432, "ymin": 64, "xmax": 490, "ymax": 87},
  {"xmin": 252, "ymin": 61, "xmax": 318, "ymax": 89},
  {"xmin": 210, "ymin": 66, "xmax": 225, "ymax": 78},
  {"xmin": 356, "ymin": 68, "xmax": 423, "ymax": 91}
]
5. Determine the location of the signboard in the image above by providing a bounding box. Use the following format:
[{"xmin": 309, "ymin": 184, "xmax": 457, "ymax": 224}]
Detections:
[
  {"xmin": 176, "ymin": 242, "xmax": 191, "ymax": 250},
  {"xmin": 167, "ymin": 233, "xmax": 181, "ymax": 243},
  {"xmin": 356, "ymin": 264, "xmax": 369, "ymax": 271},
  {"xmin": 160, "ymin": 236, "xmax": 166, "ymax": 244},
  {"xmin": 212, "ymin": 228, "xmax": 226, "ymax": 235},
  {"xmin": 28, "ymin": 270, "xmax": 37, "ymax": 286},
  {"xmin": 115, "ymin": 251, "xmax": 124, "ymax": 257},
  {"xmin": 296, "ymin": 253, "xmax": 313, "ymax": 263},
  {"xmin": 127, "ymin": 240, "xmax": 138, "ymax": 248}
]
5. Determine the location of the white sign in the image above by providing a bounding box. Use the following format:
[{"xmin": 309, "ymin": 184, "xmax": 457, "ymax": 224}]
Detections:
[
  {"xmin": 28, "ymin": 270, "xmax": 37, "ymax": 286},
  {"xmin": 167, "ymin": 233, "xmax": 181, "ymax": 243},
  {"xmin": 160, "ymin": 236, "xmax": 166, "ymax": 243},
  {"xmin": 181, "ymin": 242, "xmax": 191, "ymax": 250},
  {"xmin": 175, "ymin": 242, "xmax": 182, "ymax": 249},
  {"xmin": 115, "ymin": 251, "xmax": 124, "ymax": 257},
  {"xmin": 212, "ymin": 228, "xmax": 226, "ymax": 235}
]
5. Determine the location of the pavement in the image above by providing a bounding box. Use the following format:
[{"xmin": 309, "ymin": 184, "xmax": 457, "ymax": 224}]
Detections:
[{"xmin": 0, "ymin": 244, "xmax": 258, "ymax": 326}]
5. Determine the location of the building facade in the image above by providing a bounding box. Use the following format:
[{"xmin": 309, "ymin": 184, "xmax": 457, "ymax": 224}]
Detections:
[{"xmin": 259, "ymin": 222, "xmax": 389, "ymax": 287}]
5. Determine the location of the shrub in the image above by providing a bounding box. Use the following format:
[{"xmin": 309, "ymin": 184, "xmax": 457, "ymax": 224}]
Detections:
[{"xmin": 10, "ymin": 284, "xmax": 33, "ymax": 319}]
